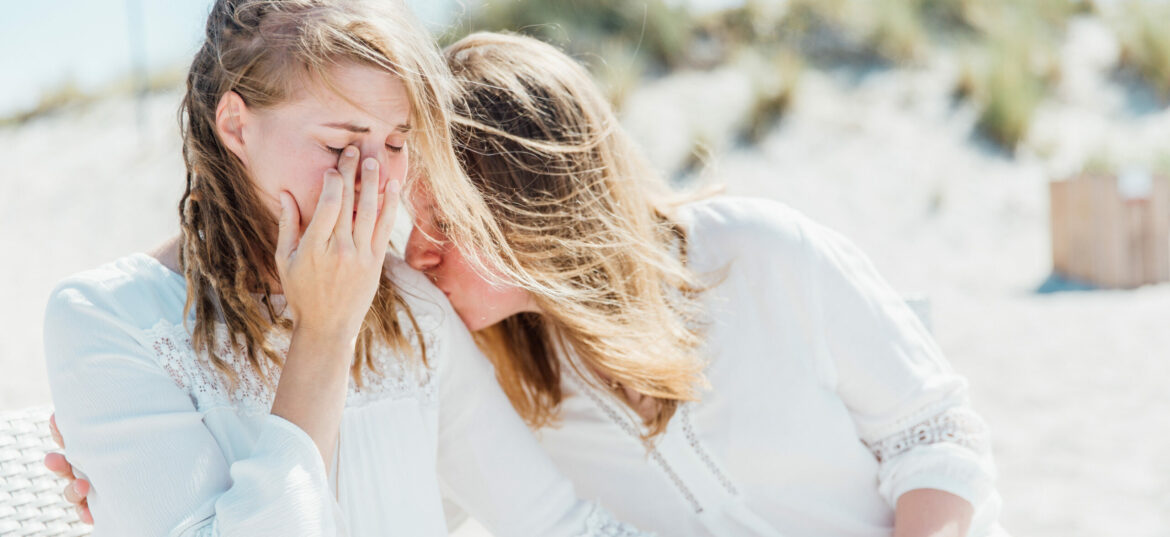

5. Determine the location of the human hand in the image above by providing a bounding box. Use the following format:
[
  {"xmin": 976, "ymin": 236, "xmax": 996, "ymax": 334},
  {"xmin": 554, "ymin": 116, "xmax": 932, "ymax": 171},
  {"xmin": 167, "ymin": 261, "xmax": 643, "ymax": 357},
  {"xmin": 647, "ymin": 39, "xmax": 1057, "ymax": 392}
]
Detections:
[
  {"xmin": 43, "ymin": 413, "xmax": 93, "ymax": 524},
  {"xmin": 274, "ymin": 146, "xmax": 400, "ymax": 343}
]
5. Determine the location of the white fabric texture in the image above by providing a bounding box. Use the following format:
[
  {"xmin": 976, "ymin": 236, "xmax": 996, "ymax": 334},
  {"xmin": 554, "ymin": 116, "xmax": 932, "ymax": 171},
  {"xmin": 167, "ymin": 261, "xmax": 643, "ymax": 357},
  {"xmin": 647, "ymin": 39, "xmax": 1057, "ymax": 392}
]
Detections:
[
  {"xmin": 43, "ymin": 254, "xmax": 649, "ymax": 537},
  {"xmin": 531, "ymin": 197, "xmax": 1005, "ymax": 537}
]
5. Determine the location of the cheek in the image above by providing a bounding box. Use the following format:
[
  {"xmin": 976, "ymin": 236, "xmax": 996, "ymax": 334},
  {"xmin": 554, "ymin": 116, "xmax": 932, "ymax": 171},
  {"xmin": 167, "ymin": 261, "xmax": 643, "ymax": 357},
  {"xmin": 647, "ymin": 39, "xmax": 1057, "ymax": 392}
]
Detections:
[
  {"xmin": 244, "ymin": 137, "xmax": 332, "ymax": 229},
  {"xmin": 447, "ymin": 252, "xmax": 490, "ymax": 295},
  {"xmin": 386, "ymin": 150, "xmax": 408, "ymax": 187},
  {"xmin": 274, "ymin": 160, "xmax": 332, "ymax": 230},
  {"xmin": 452, "ymin": 259, "xmax": 530, "ymax": 319},
  {"xmin": 272, "ymin": 163, "xmax": 329, "ymax": 231},
  {"xmin": 294, "ymin": 179, "xmax": 326, "ymax": 231}
]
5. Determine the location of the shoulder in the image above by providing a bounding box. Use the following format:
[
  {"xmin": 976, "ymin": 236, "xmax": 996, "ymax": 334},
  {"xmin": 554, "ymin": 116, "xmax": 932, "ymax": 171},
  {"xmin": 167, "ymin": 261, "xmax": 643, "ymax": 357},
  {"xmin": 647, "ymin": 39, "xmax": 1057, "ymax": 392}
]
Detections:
[
  {"xmin": 383, "ymin": 254, "xmax": 461, "ymax": 334},
  {"xmin": 680, "ymin": 196, "xmax": 804, "ymax": 229},
  {"xmin": 45, "ymin": 253, "xmax": 187, "ymax": 342},
  {"xmin": 43, "ymin": 253, "xmax": 190, "ymax": 379},
  {"xmin": 676, "ymin": 196, "xmax": 818, "ymax": 271},
  {"xmin": 680, "ymin": 196, "xmax": 868, "ymax": 264}
]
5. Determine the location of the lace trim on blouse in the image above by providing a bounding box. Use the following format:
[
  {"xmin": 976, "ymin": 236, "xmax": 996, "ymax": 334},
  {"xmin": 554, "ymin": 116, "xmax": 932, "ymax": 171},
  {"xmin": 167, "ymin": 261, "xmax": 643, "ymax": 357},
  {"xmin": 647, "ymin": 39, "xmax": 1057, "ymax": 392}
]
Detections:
[
  {"xmin": 862, "ymin": 406, "xmax": 990, "ymax": 463},
  {"xmin": 678, "ymin": 404, "xmax": 739, "ymax": 497},
  {"xmin": 572, "ymin": 374, "xmax": 741, "ymax": 515},
  {"xmin": 142, "ymin": 318, "xmax": 437, "ymax": 416},
  {"xmin": 576, "ymin": 502, "xmax": 657, "ymax": 537}
]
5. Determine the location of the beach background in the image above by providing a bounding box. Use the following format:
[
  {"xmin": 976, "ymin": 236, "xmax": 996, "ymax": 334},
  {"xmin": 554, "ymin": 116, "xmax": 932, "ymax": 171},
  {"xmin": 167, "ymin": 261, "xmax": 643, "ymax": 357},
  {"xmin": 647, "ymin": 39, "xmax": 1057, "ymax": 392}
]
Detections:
[{"xmin": 2, "ymin": 1, "xmax": 1169, "ymax": 535}]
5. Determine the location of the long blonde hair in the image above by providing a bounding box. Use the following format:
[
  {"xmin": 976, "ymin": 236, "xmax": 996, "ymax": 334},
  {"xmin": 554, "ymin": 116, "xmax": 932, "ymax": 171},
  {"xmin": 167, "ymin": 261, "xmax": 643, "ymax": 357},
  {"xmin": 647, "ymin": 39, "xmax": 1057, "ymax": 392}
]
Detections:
[
  {"xmin": 178, "ymin": 0, "xmax": 511, "ymax": 386},
  {"xmin": 444, "ymin": 32, "xmax": 711, "ymax": 438}
]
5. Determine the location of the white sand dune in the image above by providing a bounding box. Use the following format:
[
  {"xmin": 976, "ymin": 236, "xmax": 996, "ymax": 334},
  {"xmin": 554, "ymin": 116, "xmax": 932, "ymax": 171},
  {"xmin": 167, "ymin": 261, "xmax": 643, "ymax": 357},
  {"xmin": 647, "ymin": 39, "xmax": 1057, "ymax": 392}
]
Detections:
[
  {"xmin": 0, "ymin": 92, "xmax": 186, "ymax": 410},
  {"xmin": 2, "ymin": 15, "xmax": 1167, "ymax": 536}
]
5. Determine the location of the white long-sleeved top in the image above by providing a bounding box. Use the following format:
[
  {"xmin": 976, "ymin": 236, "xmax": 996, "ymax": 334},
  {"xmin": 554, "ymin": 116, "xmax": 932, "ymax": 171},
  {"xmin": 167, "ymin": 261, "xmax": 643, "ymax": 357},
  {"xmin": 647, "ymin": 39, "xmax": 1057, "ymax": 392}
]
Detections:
[
  {"xmin": 532, "ymin": 197, "xmax": 1007, "ymax": 537},
  {"xmin": 43, "ymin": 254, "xmax": 650, "ymax": 537}
]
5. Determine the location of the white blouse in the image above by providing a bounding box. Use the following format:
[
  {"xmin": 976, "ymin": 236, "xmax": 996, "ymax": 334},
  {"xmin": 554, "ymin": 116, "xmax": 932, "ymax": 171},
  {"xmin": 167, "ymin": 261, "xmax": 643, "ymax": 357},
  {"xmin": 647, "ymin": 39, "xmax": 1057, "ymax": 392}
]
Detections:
[
  {"xmin": 43, "ymin": 254, "xmax": 649, "ymax": 536},
  {"xmin": 532, "ymin": 198, "xmax": 1006, "ymax": 537}
]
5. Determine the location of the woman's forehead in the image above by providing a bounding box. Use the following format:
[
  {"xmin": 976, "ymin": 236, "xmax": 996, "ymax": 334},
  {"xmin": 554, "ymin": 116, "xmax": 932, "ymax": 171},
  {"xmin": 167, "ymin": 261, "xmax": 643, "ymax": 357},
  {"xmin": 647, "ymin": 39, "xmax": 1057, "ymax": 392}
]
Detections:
[{"xmin": 282, "ymin": 63, "xmax": 412, "ymax": 130}]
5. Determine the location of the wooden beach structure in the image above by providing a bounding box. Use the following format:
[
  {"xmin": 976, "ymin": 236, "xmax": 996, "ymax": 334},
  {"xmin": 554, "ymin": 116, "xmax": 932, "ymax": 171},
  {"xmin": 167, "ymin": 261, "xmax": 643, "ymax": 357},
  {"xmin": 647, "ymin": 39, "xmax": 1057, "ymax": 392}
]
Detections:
[{"xmin": 1049, "ymin": 171, "xmax": 1170, "ymax": 289}]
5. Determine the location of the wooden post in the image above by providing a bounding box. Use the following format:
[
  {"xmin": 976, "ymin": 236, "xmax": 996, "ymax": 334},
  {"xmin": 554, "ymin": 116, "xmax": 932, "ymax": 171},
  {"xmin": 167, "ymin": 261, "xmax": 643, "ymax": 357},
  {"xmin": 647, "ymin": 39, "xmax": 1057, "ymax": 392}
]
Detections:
[
  {"xmin": 1146, "ymin": 176, "xmax": 1170, "ymax": 284},
  {"xmin": 1049, "ymin": 173, "xmax": 1170, "ymax": 289},
  {"xmin": 1050, "ymin": 180, "xmax": 1070, "ymax": 277}
]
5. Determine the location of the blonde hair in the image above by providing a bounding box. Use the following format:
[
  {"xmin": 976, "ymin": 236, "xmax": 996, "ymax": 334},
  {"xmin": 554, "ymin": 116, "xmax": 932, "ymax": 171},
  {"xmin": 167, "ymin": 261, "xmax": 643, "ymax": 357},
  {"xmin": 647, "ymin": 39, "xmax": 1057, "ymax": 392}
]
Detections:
[
  {"xmin": 443, "ymin": 32, "xmax": 710, "ymax": 439},
  {"xmin": 178, "ymin": 0, "xmax": 509, "ymax": 386}
]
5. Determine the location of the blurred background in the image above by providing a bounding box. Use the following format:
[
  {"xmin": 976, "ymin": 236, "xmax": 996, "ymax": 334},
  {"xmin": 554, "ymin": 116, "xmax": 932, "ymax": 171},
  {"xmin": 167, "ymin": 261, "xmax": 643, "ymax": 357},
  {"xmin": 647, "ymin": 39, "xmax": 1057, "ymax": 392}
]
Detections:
[{"xmin": 2, "ymin": 1, "xmax": 1169, "ymax": 535}]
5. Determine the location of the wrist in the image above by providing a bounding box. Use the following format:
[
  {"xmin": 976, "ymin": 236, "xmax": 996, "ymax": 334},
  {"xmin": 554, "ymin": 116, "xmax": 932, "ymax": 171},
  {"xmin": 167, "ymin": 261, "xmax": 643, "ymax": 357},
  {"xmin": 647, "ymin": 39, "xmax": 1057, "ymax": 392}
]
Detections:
[{"xmin": 289, "ymin": 324, "xmax": 359, "ymax": 359}]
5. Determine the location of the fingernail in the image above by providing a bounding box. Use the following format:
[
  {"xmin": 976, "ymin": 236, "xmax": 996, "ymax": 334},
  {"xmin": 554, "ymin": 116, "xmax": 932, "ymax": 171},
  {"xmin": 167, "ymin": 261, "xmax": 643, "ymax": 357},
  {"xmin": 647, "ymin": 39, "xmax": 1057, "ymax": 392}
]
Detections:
[
  {"xmin": 344, "ymin": 146, "xmax": 357, "ymax": 157},
  {"xmin": 388, "ymin": 180, "xmax": 401, "ymax": 194},
  {"xmin": 72, "ymin": 482, "xmax": 82, "ymax": 494},
  {"xmin": 364, "ymin": 158, "xmax": 377, "ymax": 170}
]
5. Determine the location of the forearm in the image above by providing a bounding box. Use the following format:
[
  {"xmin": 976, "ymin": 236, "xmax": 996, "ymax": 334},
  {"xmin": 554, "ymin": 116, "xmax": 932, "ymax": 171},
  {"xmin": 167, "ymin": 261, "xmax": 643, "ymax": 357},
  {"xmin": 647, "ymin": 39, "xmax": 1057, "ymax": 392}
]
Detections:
[
  {"xmin": 270, "ymin": 328, "xmax": 355, "ymax": 467},
  {"xmin": 893, "ymin": 488, "xmax": 973, "ymax": 537}
]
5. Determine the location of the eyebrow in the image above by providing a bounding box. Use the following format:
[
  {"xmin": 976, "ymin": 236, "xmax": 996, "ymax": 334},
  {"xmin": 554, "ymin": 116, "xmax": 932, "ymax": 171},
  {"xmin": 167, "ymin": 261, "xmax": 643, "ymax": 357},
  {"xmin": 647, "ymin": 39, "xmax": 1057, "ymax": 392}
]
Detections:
[{"xmin": 321, "ymin": 122, "xmax": 411, "ymax": 134}]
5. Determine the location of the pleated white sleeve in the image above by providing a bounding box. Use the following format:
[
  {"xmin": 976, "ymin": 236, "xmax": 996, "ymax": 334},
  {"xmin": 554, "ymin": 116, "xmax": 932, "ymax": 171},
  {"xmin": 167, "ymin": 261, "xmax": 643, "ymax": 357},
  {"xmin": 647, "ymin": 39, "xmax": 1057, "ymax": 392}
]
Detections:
[
  {"xmin": 43, "ymin": 276, "xmax": 340, "ymax": 537},
  {"xmin": 396, "ymin": 269, "xmax": 653, "ymax": 537},
  {"xmin": 795, "ymin": 214, "xmax": 1001, "ymax": 533}
]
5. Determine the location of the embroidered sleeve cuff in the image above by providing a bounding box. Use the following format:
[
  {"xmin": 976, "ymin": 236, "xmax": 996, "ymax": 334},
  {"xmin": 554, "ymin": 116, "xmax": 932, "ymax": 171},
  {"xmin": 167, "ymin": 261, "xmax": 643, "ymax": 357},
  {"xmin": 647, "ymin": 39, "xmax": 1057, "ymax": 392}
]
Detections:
[{"xmin": 574, "ymin": 502, "xmax": 657, "ymax": 537}]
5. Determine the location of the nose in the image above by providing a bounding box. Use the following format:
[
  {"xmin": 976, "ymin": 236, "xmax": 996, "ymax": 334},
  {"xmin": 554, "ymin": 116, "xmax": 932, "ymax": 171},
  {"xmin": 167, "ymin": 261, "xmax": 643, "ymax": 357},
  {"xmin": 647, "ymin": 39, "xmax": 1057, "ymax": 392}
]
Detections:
[
  {"xmin": 405, "ymin": 226, "xmax": 442, "ymax": 272},
  {"xmin": 354, "ymin": 143, "xmax": 393, "ymax": 194}
]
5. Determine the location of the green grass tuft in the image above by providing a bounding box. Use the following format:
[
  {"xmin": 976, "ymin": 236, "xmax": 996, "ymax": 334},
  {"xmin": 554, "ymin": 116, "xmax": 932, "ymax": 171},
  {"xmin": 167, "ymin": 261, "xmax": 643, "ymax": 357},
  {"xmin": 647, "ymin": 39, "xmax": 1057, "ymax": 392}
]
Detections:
[
  {"xmin": 741, "ymin": 48, "xmax": 803, "ymax": 143},
  {"xmin": 1113, "ymin": 0, "xmax": 1170, "ymax": 101},
  {"xmin": 971, "ymin": 35, "xmax": 1047, "ymax": 150}
]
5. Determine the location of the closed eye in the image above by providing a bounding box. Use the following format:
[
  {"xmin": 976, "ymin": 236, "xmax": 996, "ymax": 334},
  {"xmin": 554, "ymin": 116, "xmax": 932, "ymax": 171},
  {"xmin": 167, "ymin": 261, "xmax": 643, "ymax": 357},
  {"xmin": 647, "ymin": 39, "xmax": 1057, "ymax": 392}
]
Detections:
[{"xmin": 434, "ymin": 216, "xmax": 452, "ymax": 236}]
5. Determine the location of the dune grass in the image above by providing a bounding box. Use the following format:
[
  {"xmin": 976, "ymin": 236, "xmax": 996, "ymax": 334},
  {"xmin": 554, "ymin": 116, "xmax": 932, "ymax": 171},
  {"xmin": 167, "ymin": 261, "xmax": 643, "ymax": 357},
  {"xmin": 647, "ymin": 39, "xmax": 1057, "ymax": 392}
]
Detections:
[
  {"xmin": 0, "ymin": 80, "xmax": 90, "ymax": 127},
  {"xmin": 444, "ymin": 0, "xmax": 694, "ymax": 113},
  {"xmin": 865, "ymin": 0, "xmax": 931, "ymax": 64},
  {"xmin": 1, "ymin": 66, "xmax": 186, "ymax": 127},
  {"xmin": 446, "ymin": 0, "xmax": 694, "ymax": 71},
  {"xmin": 968, "ymin": 34, "xmax": 1049, "ymax": 150},
  {"xmin": 949, "ymin": 1, "xmax": 1073, "ymax": 152},
  {"xmin": 741, "ymin": 48, "xmax": 804, "ymax": 144},
  {"xmin": 776, "ymin": 0, "xmax": 927, "ymax": 65},
  {"xmin": 591, "ymin": 40, "xmax": 650, "ymax": 111},
  {"xmin": 1113, "ymin": 0, "xmax": 1170, "ymax": 101}
]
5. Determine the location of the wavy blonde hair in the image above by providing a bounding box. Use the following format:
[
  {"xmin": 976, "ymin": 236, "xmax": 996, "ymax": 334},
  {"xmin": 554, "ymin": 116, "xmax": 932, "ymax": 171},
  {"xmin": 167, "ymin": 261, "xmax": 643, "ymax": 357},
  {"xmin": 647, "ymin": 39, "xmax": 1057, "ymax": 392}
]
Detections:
[
  {"xmin": 178, "ymin": 0, "xmax": 512, "ymax": 386},
  {"xmin": 443, "ymin": 32, "xmax": 711, "ymax": 439}
]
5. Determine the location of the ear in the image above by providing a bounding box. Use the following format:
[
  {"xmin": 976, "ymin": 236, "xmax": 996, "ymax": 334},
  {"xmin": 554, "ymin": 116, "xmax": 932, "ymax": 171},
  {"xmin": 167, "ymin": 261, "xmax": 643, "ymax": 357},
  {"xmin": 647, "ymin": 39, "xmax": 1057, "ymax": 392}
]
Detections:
[{"xmin": 215, "ymin": 91, "xmax": 250, "ymax": 167}]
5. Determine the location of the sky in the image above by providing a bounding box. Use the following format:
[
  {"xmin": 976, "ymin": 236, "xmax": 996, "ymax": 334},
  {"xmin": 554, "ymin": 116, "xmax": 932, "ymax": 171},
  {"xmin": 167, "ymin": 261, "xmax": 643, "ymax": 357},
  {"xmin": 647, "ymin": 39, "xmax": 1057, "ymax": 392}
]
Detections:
[
  {"xmin": 0, "ymin": 0, "xmax": 458, "ymax": 117},
  {"xmin": 0, "ymin": 0, "xmax": 756, "ymax": 118}
]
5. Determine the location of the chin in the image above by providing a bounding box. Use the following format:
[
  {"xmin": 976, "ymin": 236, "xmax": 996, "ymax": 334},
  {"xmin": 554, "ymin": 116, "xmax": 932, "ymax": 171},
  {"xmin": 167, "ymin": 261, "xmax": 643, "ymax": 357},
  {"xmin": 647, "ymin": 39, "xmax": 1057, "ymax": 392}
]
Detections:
[
  {"xmin": 457, "ymin": 310, "xmax": 485, "ymax": 332},
  {"xmin": 460, "ymin": 311, "xmax": 503, "ymax": 333}
]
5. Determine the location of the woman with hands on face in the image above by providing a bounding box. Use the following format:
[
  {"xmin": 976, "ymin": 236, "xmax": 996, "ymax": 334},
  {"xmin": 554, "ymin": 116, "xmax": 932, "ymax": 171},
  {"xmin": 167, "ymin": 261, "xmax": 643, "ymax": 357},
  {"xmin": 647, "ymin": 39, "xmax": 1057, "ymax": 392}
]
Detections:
[{"xmin": 40, "ymin": 2, "xmax": 650, "ymax": 536}]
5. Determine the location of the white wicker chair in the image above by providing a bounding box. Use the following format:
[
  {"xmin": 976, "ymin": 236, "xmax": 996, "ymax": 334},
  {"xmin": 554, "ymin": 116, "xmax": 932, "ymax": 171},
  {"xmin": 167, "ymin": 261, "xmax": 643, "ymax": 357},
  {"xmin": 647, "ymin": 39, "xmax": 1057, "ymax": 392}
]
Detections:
[{"xmin": 0, "ymin": 406, "xmax": 89, "ymax": 537}]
